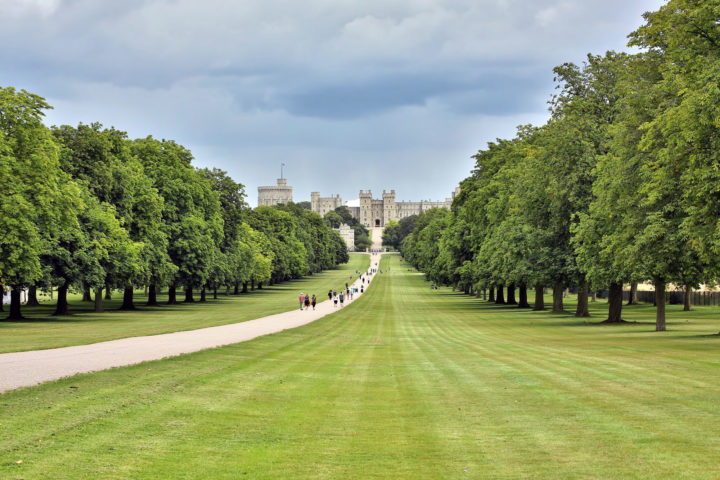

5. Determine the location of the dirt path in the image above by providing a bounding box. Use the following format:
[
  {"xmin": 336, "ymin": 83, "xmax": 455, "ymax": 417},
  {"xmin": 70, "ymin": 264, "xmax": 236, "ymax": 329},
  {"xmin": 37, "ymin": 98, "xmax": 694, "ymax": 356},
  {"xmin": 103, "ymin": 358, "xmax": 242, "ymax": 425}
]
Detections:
[{"xmin": 0, "ymin": 252, "xmax": 384, "ymax": 393}]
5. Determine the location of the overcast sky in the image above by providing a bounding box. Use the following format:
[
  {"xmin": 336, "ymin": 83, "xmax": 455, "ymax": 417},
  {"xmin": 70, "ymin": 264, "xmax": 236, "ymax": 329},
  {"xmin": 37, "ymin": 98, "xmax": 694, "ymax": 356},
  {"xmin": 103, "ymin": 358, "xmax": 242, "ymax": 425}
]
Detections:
[{"xmin": 1, "ymin": 0, "xmax": 666, "ymax": 206}]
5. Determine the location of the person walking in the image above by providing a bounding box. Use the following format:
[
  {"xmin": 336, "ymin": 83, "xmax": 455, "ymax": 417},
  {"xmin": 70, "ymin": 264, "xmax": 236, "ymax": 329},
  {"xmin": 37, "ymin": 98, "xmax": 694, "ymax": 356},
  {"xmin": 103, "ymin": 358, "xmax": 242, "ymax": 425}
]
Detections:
[
  {"xmin": 311, "ymin": 294, "xmax": 316, "ymax": 310},
  {"xmin": 304, "ymin": 293, "xmax": 310, "ymax": 311},
  {"xmin": 350, "ymin": 288, "xmax": 354, "ymax": 301},
  {"xmin": 298, "ymin": 292, "xmax": 304, "ymax": 311},
  {"xmin": 339, "ymin": 291, "xmax": 344, "ymax": 307},
  {"xmin": 328, "ymin": 289, "xmax": 332, "ymax": 301},
  {"xmin": 333, "ymin": 293, "xmax": 338, "ymax": 308}
]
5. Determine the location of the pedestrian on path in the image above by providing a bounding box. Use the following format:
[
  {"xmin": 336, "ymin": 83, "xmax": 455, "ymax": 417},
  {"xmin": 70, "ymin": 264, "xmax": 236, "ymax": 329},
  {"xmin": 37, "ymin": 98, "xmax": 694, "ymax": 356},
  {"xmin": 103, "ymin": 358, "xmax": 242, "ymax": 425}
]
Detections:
[
  {"xmin": 339, "ymin": 291, "xmax": 344, "ymax": 307},
  {"xmin": 333, "ymin": 294, "xmax": 338, "ymax": 307},
  {"xmin": 328, "ymin": 289, "xmax": 332, "ymax": 301},
  {"xmin": 298, "ymin": 292, "xmax": 304, "ymax": 311},
  {"xmin": 311, "ymin": 294, "xmax": 316, "ymax": 310},
  {"xmin": 304, "ymin": 294, "xmax": 310, "ymax": 310},
  {"xmin": 350, "ymin": 288, "xmax": 354, "ymax": 300}
]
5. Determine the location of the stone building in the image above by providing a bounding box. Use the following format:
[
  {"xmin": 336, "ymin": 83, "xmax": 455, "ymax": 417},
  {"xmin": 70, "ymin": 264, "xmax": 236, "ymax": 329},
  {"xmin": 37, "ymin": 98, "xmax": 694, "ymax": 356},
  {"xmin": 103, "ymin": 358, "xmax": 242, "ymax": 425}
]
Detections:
[
  {"xmin": 311, "ymin": 187, "xmax": 460, "ymax": 228},
  {"xmin": 258, "ymin": 178, "xmax": 293, "ymax": 207},
  {"xmin": 311, "ymin": 192, "xmax": 344, "ymax": 216},
  {"xmin": 335, "ymin": 223, "xmax": 355, "ymax": 251}
]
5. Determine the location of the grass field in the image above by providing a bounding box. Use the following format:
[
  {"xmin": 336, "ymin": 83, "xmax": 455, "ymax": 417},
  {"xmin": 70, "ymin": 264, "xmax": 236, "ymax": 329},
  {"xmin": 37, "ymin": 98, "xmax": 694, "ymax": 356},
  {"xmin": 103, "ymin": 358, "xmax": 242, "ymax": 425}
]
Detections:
[
  {"xmin": 1, "ymin": 254, "xmax": 719, "ymax": 479},
  {"xmin": 0, "ymin": 254, "xmax": 370, "ymax": 354}
]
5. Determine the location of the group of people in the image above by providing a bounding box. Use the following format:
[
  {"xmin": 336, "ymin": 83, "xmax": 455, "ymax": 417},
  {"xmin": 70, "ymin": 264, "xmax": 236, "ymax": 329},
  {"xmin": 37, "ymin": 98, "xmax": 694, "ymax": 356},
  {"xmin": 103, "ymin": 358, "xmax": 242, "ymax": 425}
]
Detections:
[
  {"xmin": 299, "ymin": 269, "xmax": 374, "ymax": 311},
  {"xmin": 298, "ymin": 292, "xmax": 317, "ymax": 311}
]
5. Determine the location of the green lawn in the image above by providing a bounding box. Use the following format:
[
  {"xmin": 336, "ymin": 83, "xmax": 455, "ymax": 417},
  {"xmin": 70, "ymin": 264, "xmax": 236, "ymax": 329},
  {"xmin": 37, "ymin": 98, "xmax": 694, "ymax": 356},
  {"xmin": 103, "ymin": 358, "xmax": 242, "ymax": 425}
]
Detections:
[
  {"xmin": 0, "ymin": 254, "xmax": 369, "ymax": 353},
  {"xmin": 1, "ymin": 254, "xmax": 719, "ymax": 479}
]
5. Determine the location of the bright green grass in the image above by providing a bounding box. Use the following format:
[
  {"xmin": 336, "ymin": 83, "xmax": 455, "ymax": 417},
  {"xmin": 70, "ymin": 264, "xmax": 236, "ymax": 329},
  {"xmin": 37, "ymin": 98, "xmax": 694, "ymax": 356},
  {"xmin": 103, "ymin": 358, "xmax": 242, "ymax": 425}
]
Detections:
[
  {"xmin": 0, "ymin": 254, "xmax": 369, "ymax": 354},
  {"xmin": 1, "ymin": 255, "xmax": 719, "ymax": 479}
]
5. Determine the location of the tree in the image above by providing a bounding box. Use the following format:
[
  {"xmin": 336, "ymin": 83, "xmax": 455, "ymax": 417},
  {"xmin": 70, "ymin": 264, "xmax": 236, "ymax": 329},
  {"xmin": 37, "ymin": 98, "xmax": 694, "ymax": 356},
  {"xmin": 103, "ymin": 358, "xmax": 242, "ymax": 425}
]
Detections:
[
  {"xmin": 627, "ymin": 0, "xmax": 720, "ymax": 330},
  {"xmin": 0, "ymin": 87, "xmax": 72, "ymax": 320},
  {"xmin": 323, "ymin": 210, "xmax": 343, "ymax": 229},
  {"xmin": 382, "ymin": 221, "xmax": 400, "ymax": 249}
]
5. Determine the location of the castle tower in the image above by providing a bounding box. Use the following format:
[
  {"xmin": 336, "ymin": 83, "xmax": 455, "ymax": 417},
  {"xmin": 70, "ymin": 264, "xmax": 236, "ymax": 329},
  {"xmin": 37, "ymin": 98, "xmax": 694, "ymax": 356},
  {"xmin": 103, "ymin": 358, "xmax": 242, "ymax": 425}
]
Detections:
[
  {"xmin": 382, "ymin": 189, "xmax": 396, "ymax": 226},
  {"xmin": 258, "ymin": 178, "xmax": 293, "ymax": 207},
  {"xmin": 359, "ymin": 190, "xmax": 373, "ymax": 228},
  {"xmin": 311, "ymin": 192, "xmax": 320, "ymax": 214}
]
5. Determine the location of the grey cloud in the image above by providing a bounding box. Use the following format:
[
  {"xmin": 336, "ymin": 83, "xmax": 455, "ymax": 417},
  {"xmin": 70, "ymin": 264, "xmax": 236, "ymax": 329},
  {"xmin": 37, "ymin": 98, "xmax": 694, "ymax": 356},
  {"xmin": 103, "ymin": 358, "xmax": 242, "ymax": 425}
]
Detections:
[{"xmin": 1, "ymin": 0, "xmax": 668, "ymax": 206}]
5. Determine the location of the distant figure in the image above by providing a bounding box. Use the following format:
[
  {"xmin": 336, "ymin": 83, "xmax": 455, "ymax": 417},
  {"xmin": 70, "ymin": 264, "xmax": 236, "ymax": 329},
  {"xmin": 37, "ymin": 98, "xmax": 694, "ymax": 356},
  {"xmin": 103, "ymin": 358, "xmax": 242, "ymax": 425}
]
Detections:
[
  {"xmin": 361, "ymin": 286, "xmax": 364, "ymax": 294},
  {"xmin": 350, "ymin": 288, "xmax": 354, "ymax": 300},
  {"xmin": 333, "ymin": 294, "xmax": 338, "ymax": 307},
  {"xmin": 304, "ymin": 294, "xmax": 310, "ymax": 310},
  {"xmin": 299, "ymin": 292, "xmax": 305, "ymax": 311},
  {"xmin": 311, "ymin": 294, "xmax": 317, "ymax": 310},
  {"xmin": 339, "ymin": 291, "xmax": 345, "ymax": 307},
  {"xmin": 328, "ymin": 289, "xmax": 332, "ymax": 301}
]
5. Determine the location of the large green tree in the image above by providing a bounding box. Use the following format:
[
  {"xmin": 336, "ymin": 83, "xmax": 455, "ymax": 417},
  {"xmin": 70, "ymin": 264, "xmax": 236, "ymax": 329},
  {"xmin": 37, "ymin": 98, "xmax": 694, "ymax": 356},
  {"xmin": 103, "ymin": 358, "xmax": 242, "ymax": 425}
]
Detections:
[{"xmin": 0, "ymin": 87, "xmax": 74, "ymax": 320}]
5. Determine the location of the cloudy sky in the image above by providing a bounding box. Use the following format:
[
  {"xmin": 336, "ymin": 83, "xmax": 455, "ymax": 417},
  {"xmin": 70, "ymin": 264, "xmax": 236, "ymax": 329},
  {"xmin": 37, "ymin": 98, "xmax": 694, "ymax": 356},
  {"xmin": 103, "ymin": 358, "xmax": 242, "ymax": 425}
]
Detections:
[{"xmin": 1, "ymin": 0, "xmax": 666, "ymax": 206}]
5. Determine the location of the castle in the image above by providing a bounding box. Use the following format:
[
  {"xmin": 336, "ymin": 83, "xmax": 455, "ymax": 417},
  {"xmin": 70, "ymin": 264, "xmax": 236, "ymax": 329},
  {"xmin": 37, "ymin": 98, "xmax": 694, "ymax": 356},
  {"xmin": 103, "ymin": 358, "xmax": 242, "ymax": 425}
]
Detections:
[
  {"xmin": 312, "ymin": 188, "xmax": 460, "ymax": 228},
  {"xmin": 257, "ymin": 178, "xmax": 293, "ymax": 207}
]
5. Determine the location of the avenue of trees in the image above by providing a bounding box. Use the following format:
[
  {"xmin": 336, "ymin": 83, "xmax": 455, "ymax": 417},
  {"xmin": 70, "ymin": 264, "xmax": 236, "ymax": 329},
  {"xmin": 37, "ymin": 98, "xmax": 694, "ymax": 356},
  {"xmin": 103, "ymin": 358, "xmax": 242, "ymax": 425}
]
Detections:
[
  {"xmin": 0, "ymin": 89, "xmax": 348, "ymax": 320},
  {"xmin": 402, "ymin": 1, "xmax": 720, "ymax": 332}
]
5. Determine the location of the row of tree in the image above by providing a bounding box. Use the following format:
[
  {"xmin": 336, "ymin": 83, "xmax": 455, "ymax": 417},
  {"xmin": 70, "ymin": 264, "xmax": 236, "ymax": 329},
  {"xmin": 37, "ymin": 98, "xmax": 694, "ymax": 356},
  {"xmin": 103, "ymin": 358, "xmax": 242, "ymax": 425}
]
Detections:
[
  {"xmin": 1, "ymin": 87, "xmax": 349, "ymax": 320},
  {"xmin": 401, "ymin": 1, "xmax": 720, "ymax": 332}
]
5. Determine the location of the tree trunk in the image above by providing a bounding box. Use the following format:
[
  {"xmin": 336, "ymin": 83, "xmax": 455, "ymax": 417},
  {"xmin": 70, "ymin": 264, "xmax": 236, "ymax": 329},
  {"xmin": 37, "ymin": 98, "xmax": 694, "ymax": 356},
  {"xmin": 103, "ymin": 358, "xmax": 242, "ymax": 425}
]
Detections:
[
  {"xmin": 506, "ymin": 284, "xmax": 517, "ymax": 305},
  {"xmin": 591, "ymin": 289, "xmax": 597, "ymax": 302},
  {"xmin": 233, "ymin": 283, "xmax": 239, "ymax": 295},
  {"xmin": 94, "ymin": 287, "xmax": 104, "ymax": 313},
  {"xmin": 575, "ymin": 282, "xmax": 590, "ymax": 317},
  {"xmin": 144, "ymin": 285, "xmax": 148, "ymax": 297},
  {"xmin": 54, "ymin": 284, "xmax": 69, "ymax": 316},
  {"xmin": 683, "ymin": 285, "xmax": 692, "ymax": 311},
  {"xmin": 120, "ymin": 285, "xmax": 135, "ymax": 310},
  {"xmin": 184, "ymin": 286, "xmax": 194, "ymax": 303},
  {"xmin": 655, "ymin": 278, "xmax": 666, "ymax": 332},
  {"xmin": 0, "ymin": 285, "xmax": 4, "ymax": 312},
  {"xmin": 606, "ymin": 282, "xmax": 623, "ymax": 323},
  {"xmin": 551, "ymin": 283, "xmax": 564, "ymax": 313},
  {"xmin": 242, "ymin": 282, "xmax": 248, "ymax": 294},
  {"xmin": 258, "ymin": 282, "xmax": 263, "ymax": 290},
  {"xmin": 200, "ymin": 288, "xmax": 207, "ymax": 302},
  {"xmin": 168, "ymin": 286, "xmax": 177, "ymax": 305},
  {"xmin": 9, "ymin": 287, "xmax": 24, "ymax": 320},
  {"xmin": 495, "ymin": 285, "xmax": 505, "ymax": 304},
  {"xmin": 627, "ymin": 282, "xmax": 638, "ymax": 305},
  {"xmin": 82, "ymin": 287, "xmax": 92, "ymax": 302},
  {"xmin": 147, "ymin": 284, "xmax": 159, "ymax": 306},
  {"xmin": 27, "ymin": 285, "xmax": 40, "ymax": 306},
  {"xmin": 533, "ymin": 285, "xmax": 545, "ymax": 310},
  {"xmin": 105, "ymin": 285, "xmax": 112, "ymax": 301},
  {"xmin": 213, "ymin": 288, "xmax": 218, "ymax": 300},
  {"xmin": 488, "ymin": 286, "xmax": 495, "ymax": 302},
  {"xmin": 518, "ymin": 284, "xmax": 530, "ymax": 308}
]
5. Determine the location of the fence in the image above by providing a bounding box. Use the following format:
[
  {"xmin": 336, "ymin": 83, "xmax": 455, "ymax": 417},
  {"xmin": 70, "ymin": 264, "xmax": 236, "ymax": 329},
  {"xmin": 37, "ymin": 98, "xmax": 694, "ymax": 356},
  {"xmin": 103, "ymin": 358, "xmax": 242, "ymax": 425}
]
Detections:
[{"xmin": 594, "ymin": 289, "xmax": 720, "ymax": 306}]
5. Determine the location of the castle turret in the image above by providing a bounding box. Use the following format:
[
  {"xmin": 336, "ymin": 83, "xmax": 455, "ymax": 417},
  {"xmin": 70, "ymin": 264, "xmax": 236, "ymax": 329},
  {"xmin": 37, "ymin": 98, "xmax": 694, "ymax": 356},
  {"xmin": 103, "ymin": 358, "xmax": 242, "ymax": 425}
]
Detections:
[
  {"xmin": 359, "ymin": 190, "xmax": 373, "ymax": 228},
  {"xmin": 311, "ymin": 192, "xmax": 320, "ymax": 214},
  {"xmin": 382, "ymin": 189, "xmax": 396, "ymax": 226}
]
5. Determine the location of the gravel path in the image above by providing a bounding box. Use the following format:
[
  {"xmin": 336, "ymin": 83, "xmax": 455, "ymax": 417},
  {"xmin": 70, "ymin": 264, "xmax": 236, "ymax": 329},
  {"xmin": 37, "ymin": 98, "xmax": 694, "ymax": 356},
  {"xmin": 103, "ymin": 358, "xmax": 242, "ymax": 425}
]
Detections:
[{"xmin": 0, "ymin": 229, "xmax": 386, "ymax": 393}]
